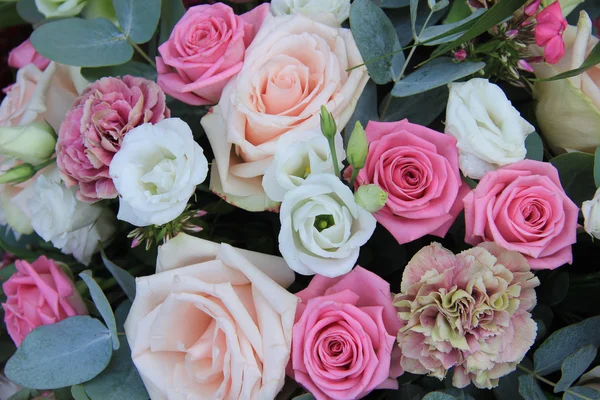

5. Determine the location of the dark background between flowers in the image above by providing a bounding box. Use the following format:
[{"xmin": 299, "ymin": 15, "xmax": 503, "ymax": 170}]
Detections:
[{"xmin": 1, "ymin": 0, "xmax": 600, "ymax": 399}]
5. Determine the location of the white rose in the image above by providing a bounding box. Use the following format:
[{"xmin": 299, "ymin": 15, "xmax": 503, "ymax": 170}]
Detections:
[
  {"xmin": 109, "ymin": 118, "xmax": 208, "ymax": 227},
  {"xmin": 270, "ymin": 0, "xmax": 351, "ymax": 26},
  {"xmin": 582, "ymin": 188, "xmax": 600, "ymax": 239},
  {"xmin": 445, "ymin": 78, "xmax": 535, "ymax": 180},
  {"xmin": 279, "ymin": 173, "xmax": 376, "ymax": 278},
  {"xmin": 35, "ymin": 0, "xmax": 87, "ymax": 18},
  {"xmin": 262, "ymin": 131, "xmax": 345, "ymax": 202},
  {"xmin": 28, "ymin": 169, "xmax": 115, "ymax": 265}
]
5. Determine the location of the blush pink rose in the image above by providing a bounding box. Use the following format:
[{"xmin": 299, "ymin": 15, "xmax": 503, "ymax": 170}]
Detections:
[
  {"xmin": 289, "ymin": 267, "xmax": 403, "ymax": 400},
  {"xmin": 8, "ymin": 39, "xmax": 50, "ymax": 71},
  {"xmin": 353, "ymin": 119, "xmax": 470, "ymax": 244},
  {"xmin": 156, "ymin": 2, "xmax": 269, "ymax": 106},
  {"xmin": 2, "ymin": 256, "xmax": 88, "ymax": 346},
  {"xmin": 463, "ymin": 159, "xmax": 579, "ymax": 269},
  {"xmin": 56, "ymin": 76, "xmax": 170, "ymax": 202}
]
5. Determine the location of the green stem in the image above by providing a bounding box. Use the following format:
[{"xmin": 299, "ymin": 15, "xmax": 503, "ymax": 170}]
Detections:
[
  {"xmin": 349, "ymin": 168, "xmax": 360, "ymax": 187},
  {"xmin": 34, "ymin": 158, "xmax": 56, "ymax": 172},
  {"xmin": 328, "ymin": 138, "xmax": 341, "ymax": 178},
  {"xmin": 128, "ymin": 39, "xmax": 156, "ymax": 68},
  {"xmin": 517, "ymin": 365, "xmax": 594, "ymax": 400}
]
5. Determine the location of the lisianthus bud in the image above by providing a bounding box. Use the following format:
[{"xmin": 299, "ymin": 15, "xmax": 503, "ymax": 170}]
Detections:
[
  {"xmin": 0, "ymin": 164, "xmax": 36, "ymax": 184},
  {"xmin": 320, "ymin": 106, "xmax": 337, "ymax": 140},
  {"xmin": 346, "ymin": 121, "xmax": 368, "ymax": 170},
  {"xmin": 0, "ymin": 122, "xmax": 56, "ymax": 164},
  {"xmin": 354, "ymin": 184, "xmax": 388, "ymax": 213}
]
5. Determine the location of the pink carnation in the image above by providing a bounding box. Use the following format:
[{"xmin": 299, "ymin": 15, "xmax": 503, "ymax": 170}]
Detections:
[
  {"xmin": 56, "ymin": 76, "xmax": 170, "ymax": 202},
  {"xmin": 2, "ymin": 256, "xmax": 88, "ymax": 347},
  {"xmin": 394, "ymin": 242, "xmax": 540, "ymax": 389}
]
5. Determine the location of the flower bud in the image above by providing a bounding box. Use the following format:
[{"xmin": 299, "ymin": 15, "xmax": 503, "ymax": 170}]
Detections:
[
  {"xmin": 0, "ymin": 122, "xmax": 56, "ymax": 164},
  {"xmin": 346, "ymin": 121, "xmax": 368, "ymax": 170},
  {"xmin": 0, "ymin": 163, "xmax": 36, "ymax": 184},
  {"xmin": 320, "ymin": 106, "xmax": 337, "ymax": 140},
  {"xmin": 454, "ymin": 49, "xmax": 467, "ymax": 61},
  {"xmin": 354, "ymin": 184, "xmax": 388, "ymax": 213}
]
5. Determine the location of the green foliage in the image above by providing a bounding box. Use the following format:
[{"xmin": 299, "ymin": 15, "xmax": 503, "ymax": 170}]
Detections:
[
  {"xmin": 81, "ymin": 61, "xmax": 157, "ymax": 81},
  {"xmin": 0, "ymin": 2, "xmax": 25, "ymax": 29},
  {"xmin": 112, "ymin": 0, "xmax": 160, "ymax": 44},
  {"xmin": 71, "ymin": 385, "xmax": 91, "ymax": 400},
  {"xmin": 381, "ymin": 86, "xmax": 449, "ymax": 124},
  {"xmin": 347, "ymin": 80, "xmax": 379, "ymax": 144},
  {"xmin": 419, "ymin": 9, "xmax": 485, "ymax": 46},
  {"xmin": 594, "ymin": 147, "xmax": 600, "ymax": 188},
  {"xmin": 16, "ymin": 0, "xmax": 44, "ymax": 24},
  {"xmin": 160, "ymin": 0, "xmax": 186, "ymax": 44},
  {"xmin": 100, "ymin": 249, "xmax": 136, "ymax": 301},
  {"xmin": 555, "ymin": 345, "xmax": 597, "ymax": 393},
  {"xmin": 550, "ymin": 152, "xmax": 597, "ymax": 206},
  {"xmin": 79, "ymin": 271, "xmax": 120, "ymax": 350},
  {"xmin": 518, "ymin": 374, "xmax": 546, "ymax": 400},
  {"xmin": 525, "ymin": 132, "xmax": 544, "ymax": 162}
]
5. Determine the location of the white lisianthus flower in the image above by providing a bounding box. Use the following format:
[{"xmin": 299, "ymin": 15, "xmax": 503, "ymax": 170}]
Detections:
[
  {"xmin": 582, "ymin": 188, "xmax": 600, "ymax": 239},
  {"xmin": 35, "ymin": 0, "xmax": 87, "ymax": 18},
  {"xmin": 109, "ymin": 118, "xmax": 208, "ymax": 227},
  {"xmin": 270, "ymin": 0, "xmax": 351, "ymax": 26},
  {"xmin": 262, "ymin": 132, "xmax": 345, "ymax": 202},
  {"xmin": 279, "ymin": 173, "xmax": 376, "ymax": 278},
  {"xmin": 28, "ymin": 169, "xmax": 115, "ymax": 265},
  {"xmin": 445, "ymin": 78, "xmax": 535, "ymax": 179}
]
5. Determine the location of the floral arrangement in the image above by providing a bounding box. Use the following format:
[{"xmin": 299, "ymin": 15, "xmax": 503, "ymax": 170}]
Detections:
[{"xmin": 0, "ymin": 0, "xmax": 599, "ymax": 399}]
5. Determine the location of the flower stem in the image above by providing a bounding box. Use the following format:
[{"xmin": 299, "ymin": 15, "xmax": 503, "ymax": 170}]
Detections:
[
  {"xmin": 517, "ymin": 365, "xmax": 594, "ymax": 400},
  {"xmin": 128, "ymin": 39, "xmax": 156, "ymax": 68},
  {"xmin": 349, "ymin": 168, "xmax": 360, "ymax": 187},
  {"xmin": 328, "ymin": 138, "xmax": 341, "ymax": 178},
  {"xmin": 34, "ymin": 158, "xmax": 56, "ymax": 172}
]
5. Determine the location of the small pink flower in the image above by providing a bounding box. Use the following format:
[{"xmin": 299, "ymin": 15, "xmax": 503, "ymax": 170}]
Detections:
[
  {"xmin": 506, "ymin": 29, "xmax": 519, "ymax": 39},
  {"xmin": 525, "ymin": 0, "xmax": 542, "ymax": 16},
  {"xmin": 8, "ymin": 39, "xmax": 50, "ymax": 71},
  {"xmin": 518, "ymin": 59, "xmax": 535, "ymax": 72},
  {"xmin": 454, "ymin": 49, "xmax": 467, "ymax": 61},
  {"xmin": 2, "ymin": 256, "xmax": 88, "ymax": 346},
  {"xmin": 535, "ymin": 1, "xmax": 568, "ymax": 64}
]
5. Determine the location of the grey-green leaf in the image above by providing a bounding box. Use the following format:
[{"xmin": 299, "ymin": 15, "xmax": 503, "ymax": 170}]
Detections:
[
  {"xmin": 423, "ymin": 392, "xmax": 458, "ymax": 400},
  {"xmin": 391, "ymin": 58, "xmax": 485, "ymax": 97},
  {"xmin": 82, "ymin": 61, "xmax": 157, "ymax": 82},
  {"xmin": 350, "ymin": 0, "xmax": 404, "ymax": 85},
  {"xmin": 16, "ymin": 0, "xmax": 43, "ymax": 24},
  {"xmin": 31, "ymin": 18, "xmax": 133, "ymax": 67},
  {"xmin": 381, "ymin": 85, "xmax": 448, "ymax": 125},
  {"xmin": 594, "ymin": 146, "xmax": 600, "ymax": 188},
  {"xmin": 518, "ymin": 375, "xmax": 546, "ymax": 400},
  {"xmin": 100, "ymin": 249, "xmax": 136, "ymax": 301},
  {"xmin": 346, "ymin": 80, "xmax": 378, "ymax": 144},
  {"xmin": 525, "ymin": 132, "xmax": 544, "ymax": 162},
  {"xmin": 160, "ymin": 0, "xmax": 186, "ymax": 44},
  {"xmin": 550, "ymin": 152, "xmax": 597, "ymax": 207},
  {"xmin": 374, "ymin": 0, "xmax": 411, "ymax": 7},
  {"xmin": 80, "ymin": 271, "xmax": 119, "ymax": 350},
  {"xmin": 555, "ymin": 345, "xmax": 597, "ymax": 393},
  {"xmin": 5, "ymin": 316, "xmax": 112, "ymax": 389},
  {"xmin": 419, "ymin": 9, "xmax": 485, "ymax": 46},
  {"xmin": 112, "ymin": 0, "xmax": 161, "ymax": 44},
  {"xmin": 72, "ymin": 385, "xmax": 91, "ymax": 400},
  {"xmin": 564, "ymin": 386, "xmax": 600, "ymax": 400}
]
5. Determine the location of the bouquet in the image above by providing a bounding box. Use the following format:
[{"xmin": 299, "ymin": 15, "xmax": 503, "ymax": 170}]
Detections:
[{"xmin": 0, "ymin": 0, "xmax": 599, "ymax": 399}]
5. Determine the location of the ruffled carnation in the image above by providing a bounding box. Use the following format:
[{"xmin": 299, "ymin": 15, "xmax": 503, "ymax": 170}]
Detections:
[
  {"xmin": 394, "ymin": 242, "xmax": 540, "ymax": 389},
  {"xmin": 56, "ymin": 76, "xmax": 170, "ymax": 202}
]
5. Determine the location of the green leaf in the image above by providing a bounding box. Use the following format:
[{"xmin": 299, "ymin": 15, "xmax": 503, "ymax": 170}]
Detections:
[
  {"xmin": 293, "ymin": 395, "xmax": 317, "ymax": 400},
  {"xmin": 423, "ymin": 392, "xmax": 458, "ymax": 400},
  {"xmin": 594, "ymin": 146, "xmax": 600, "ymax": 188},
  {"xmin": 112, "ymin": 0, "xmax": 160, "ymax": 44},
  {"xmin": 374, "ymin": 0, "xmax": 411, "ymax": 7},
  {"xmin": 540, "ymin": 43, "xmax": 600, "ymax": 82},
  {"xmin": 79, "ymin": 271, "xmax": 119, "ymax": 350},
  {"xmin": 391, "ymin": 58, "xmax": 485, "ymax": 97},
  {"xmin": 81, "ymin": 60, "xmax": 157, "ymax": 81},
  {"xmin": 5, "ymin": 316, "xmax": 113, "ymax": 389},
  {"xmin": 410, "ymin": 0, "xmax": 419, "ymax": 41},
  {"xmin": 564, "ymin": 386, "xmax": 600, "ymax": 400},
  {"xmin": 388, "ymin": 2, "xmax": 446, "ymax": 46},
  {"xmin": 31, "ymin": 18, "xmax": 133, "ymax": 67},
  {"xmin": 534, "ymin": 315, "xmax": 600, "ymax": 375},
  {"xmin": 9, "ymin": 389, "xmax": 38, "ymax": 400},
  {"xmin": 420, "ymin": 9, "xmax": 485, "ymax": 46},
  {"xmin": 518, "ymin": 375, "xmax": 547, "ymax": 400},
  {"xmin": 0, "ymin": 2, "xmax": 25, "ymax": 29},
  {"xmin": 381, "ymin": 85, "xmax": 448, "ymax": 125},
  {"xmin": 350, "ymin": 0, "xmax": 404, "ymax": 84},
  {"xmin": 525, "ymin": 132, "xmax": 544, "ymax": 161},
  {"xmin": 346, "ymin": 80, "xmax": 378, "ymax": 144},
  {"xmin": 16, "ymin": 0, "xmax": 44, "ymax": 24},
  {"xmin": 160, "ymin": 0, "xmax": 185, "ymax": 44},
  {"xmin": 429, "ymin": 0, "xmax": 529, "ymax": 59},
  {"xmin": 494, "ymin": 368, "xmax": 527, "ymax": 400},
  {"xmin": 100, "ymin": 249, "xmax": 136, "ymax": 301},
  {"xmin": 555, "ymin": 345, "xmax": 597, "ymax": 393},
  {"xmin": 72, "ymin": 385, "xmax": 91, "ymax": 400},
  {"xmin": 550, "ymin": 152, "xmax": 597, "ymax": 206},
  {"xmin": 443, "ymin": 0, "xmax": 472, "ymax": 23},
  {"xmin": 0, "ymin": 337, "xmax": 17, "ymax": 362}
]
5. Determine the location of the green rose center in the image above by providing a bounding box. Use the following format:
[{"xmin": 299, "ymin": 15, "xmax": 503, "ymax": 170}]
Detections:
[{"xmin": 314, "ymin": 214, "xmax": 335, "ymax": 232}]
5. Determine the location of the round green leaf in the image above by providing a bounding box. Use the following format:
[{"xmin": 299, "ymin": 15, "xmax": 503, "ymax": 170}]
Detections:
[
  {"xmin": 79, "ymin": 271, "xmax": 119, "ymax": 350},
  {"xmin": 31, "ymin": 18, "xmax": 133, "ymax": 67},
  {"xmin": 5, "ymin": 316, "xmax": 112, "ymax": 389},
  {"xmin": 113, "ymin": 0, "xmax": 161, "ymax": 44},
  {"xmin": 82, "ymin": 61, "xmax": 157, "ymax": 82},
  {"xmin": 550, "ymin": 152, "xmax": 596, "ymax": 206},
  {"xmin": 16, "ymin": 0, "xmax": 44, "ymax": 24},
  {"xmin": 525, "ymin": 132, "xmax": 544, "ymax": 162},
  {"xmin": 381, "ymin": 85, "xmax": 448, "ymax": 124}
]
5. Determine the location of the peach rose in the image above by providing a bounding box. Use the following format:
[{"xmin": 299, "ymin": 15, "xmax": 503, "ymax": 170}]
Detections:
[
  {"xmin": 201, "ymin": 13, "xmax": 368, "ymax": 211},
  {"xmin": 124, "ymin": 233, "xmax": 298, "ymax": 400}
]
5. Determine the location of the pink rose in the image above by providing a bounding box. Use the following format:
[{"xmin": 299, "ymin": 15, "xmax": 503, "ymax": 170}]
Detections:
[
  {"xmin": 8, "ymin": 39, "xmax": 50, "ymax": 71},
  {"xmin": 156, "ymin": 3, "xmax": 269, "ymax": 105},
  {"xmin": 289, "ymin": 267, "xmax": 402, "ymax": 400},
  {"xmin": 353, "ymin": 119, "xmax": 469, "ymax": 244},
  {"xmin": 2, "ymin": 256, "xmax": 88, "ymax": 347},
  {"xmin": 463, "ymin": 159, "xmax": 579, "ymax": 269},
  {"xmin": 56, "ymin": 76, "xmax": 170, "ymax": 202}
]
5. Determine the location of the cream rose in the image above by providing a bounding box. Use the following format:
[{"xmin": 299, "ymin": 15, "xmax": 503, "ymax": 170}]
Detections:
[
  {"xmin": 124, "ymin": 233, "xmax": 298, "ymax": 400},
  {"xmin": 201, "ymin": 13, "xmax": 368, "ymax": 212},
  {"xmin": 445, "ymin": 78, "xmax": 535, "ymax": 179},
  {"xmin": 531, "ymin": 11, "xmax": 600, "ymax": 153},
  {"xmin": 270, "ymin": 0, "xmax": 351, "ymax": 26},
  {"xmin": 582, "ymin": 187, "xmax": 600, "ymax": 239}
]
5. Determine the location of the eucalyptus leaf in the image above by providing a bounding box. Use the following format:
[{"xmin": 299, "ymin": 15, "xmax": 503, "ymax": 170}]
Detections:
[
  {"xmin": 429, "ymin": 0, "xmax": 450, "ymax": 12},
  {"xmin": 374, "ymin": 0, "xmax": 411, "ymax": 7},
  {"xmin": 79, "ymin": 271, "xmax": 119, "ymax": 350},
  {"xmin": 388, "ymin": 3, "xmax": 446, "ymax": 46},
  {"xmin": 381, "ymin": 85, "xmax": 448, "ymax": 124},
  {"xmin": 16, "ymin": 0, "xmax": 44, "ymax": 24},
  {"xmin": 564, "ymin": 386, "xmax": 600, "ymax": 400},
  {"xmin": 594, "ymin": 146, "xmax": 600, "ymax": 188},
  {"xmin": 494, "ymin": 368, "xmax": 527, "ymax": 400},
  {"xmin": 540, "ymin": 42, "xmax": 600, "ymax": 82},
  {"xmin": 112, "ymin": 0, "xmax": 161, "ymax": 44},
  {"xmin": 555, "ymin": 345, "xmax": 597, "ymax": 393},
  {"xmin": 419, "ymin": 9, "xmax": 485, "ymax": 46},
  {"xmin": 5, "ymin": 316, "xmax": 112, "ymax": 389},
  {"xmin": 8, "ymin": 389, "xmax": 37, "ymax": 400},
  {"xmin": 525, "ymin": 132, "xmax": 544, "ymax": 161},
  {"xmin": 100, "ymin": 249, "xmax": 136, "ymax": 302},
  {"xmin": 72, "ymin": 385, "xmax": 91, "ymax": 400},
  {"xmin": 82, "ymin": 61, "xmax": 157, "ymax": 82},
  {"xmin": 443, "ymin": 0, "xmax": 472, "ymax": 23},
  {"xmin": 350, "ymin": 0, "xmax": 404, "ymax": 84},
  {"xmin": 534, "ymin": 315, "xmax": 600, "ymax": 375},
  {"xmin": 423, "ymin": 392, "xmax": 457, "ymax": 400},
  {"xmin": 550, "ymin": 152, "xmax": 597, "ymax": 206},
  {"xmin": 410, "ymin": 0, "xmax": 419, "ymax": 41},
  {"xmin": 160, "ymin": 0, "xmax": 186, "ymax": 44},
  {"xmin": 31, "ymin": 18, "xmax": 133, "ymax": 67},
  {"xmin": 391, "ymin": 58, "xmax": 485, "ymax": 97},
  {"xmin": 518, "ymin": 375, "xmax": 546, "ymax": 400},
  {"xmin": 0, "ymin": 2, "xmax": 25, "ymax": 29}
]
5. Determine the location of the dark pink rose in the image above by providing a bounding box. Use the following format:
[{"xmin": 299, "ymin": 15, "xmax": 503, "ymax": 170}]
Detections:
[
  {"xmin": 156, "ymin": 2, "xmax": 269, "ymax": 105},
  {"xmin": 2, "ymin": 256, "xmax": 87, "ymax": 346},
  {"xmin": 463, "ymin": 159, "xmax": 579, "ymax": 269},
  {"xmin": 56, "ymin": 75, "xmax": 170, "ymax": 202},
  {"xmin": 8, "ymin": 39, "xmax": 50, "ymax": 71},
  {"xmin": 353, "ymin": 119, "xmax": 469, "ymax": 244},
  {"xmin": 289, "ymin": 267, "xmax": 403, "ymax": 400}
]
